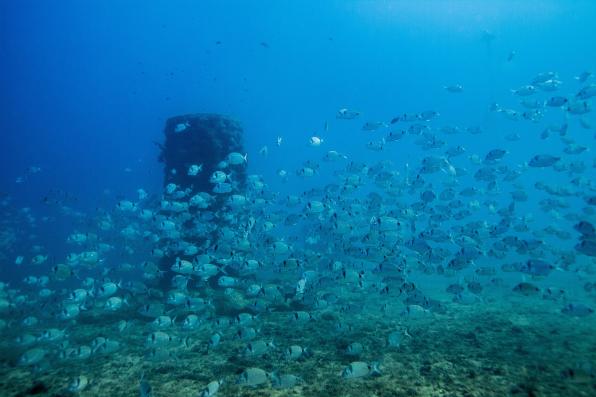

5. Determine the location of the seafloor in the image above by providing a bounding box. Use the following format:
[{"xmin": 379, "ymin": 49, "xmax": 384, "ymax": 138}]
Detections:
[{"xmin": 1, "ymin": 297, "xmax": 595, "ymax": 397}]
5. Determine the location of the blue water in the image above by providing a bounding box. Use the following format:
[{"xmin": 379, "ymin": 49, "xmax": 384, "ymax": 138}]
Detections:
[
  {"xmin": 1, "ymin": 1, "xmax": 595, "ymax": 395},
  {"xmin": 2, "ymin": 1, "xmax": 593, "ymax": 202}
]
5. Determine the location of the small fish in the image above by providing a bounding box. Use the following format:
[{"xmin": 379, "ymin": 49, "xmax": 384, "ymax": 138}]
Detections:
[
  {"xmin": 528, "ymin": 154, "xmax": 560, "ymax": 168},
  {"xmin": 445, "ymin": 146, "xmax": 466, "ymax": 159},
  {"xmin": 575, "ymin": 71, "xmax": 592, "ymax": 83},
  {"xmin": 309, "ymin": 136, "xmax": 324, "ymax": 146},
  {"xmin": 576, "ymin": 83, "xmax": 596, "ymax": 99},
  {"xmin": 444, "ymin": 84, "xmax": 464, "ymax": 93},
  {"xmin": 323, "ymin": 150, "xmax": 348, "ymax": 161},
  {"xmin": 576, "ymin": 239, "xmax": 596, "ymax": 257},
  {"xmin": 68, "ymin": 375, "xmax": 89, "ymax": 392},
  {"xmin": 520, "ymin": 259, "xmax": 555, "ymax": 277},
  {"xmin": 512, "ymin": 282, "xmax": 540, "ymax": 296},
  {"xmin": 209, "ymin": 332, "xmax": 222, "ymax": 349},
  {"xmin": 140, "ymin": 372, "xmax": 152, "ymax": 397},
  {"xmin": 18, "ymin": 348, "xmax": 47, "ymax": 366},
  {"xmin": 213, "ymin": 183, "xmax": 233, "ymax": 194},
  {"xmin": 296, "ymin": 167, "xmax": 316, "ymax": 177},
  {"xmin": 174, "ymin": 122, "xmax": 190, "ymax": 133},
  {"xmin": 386, "ymin": 130, "xmax": 406, "ymax": 142},
  {"xmin": 138, "ymin": 303, "xmax": 165, "ymax": 318},
  {"xmin": 393, "ymin": 112, "xmax": 422, "ymax": 123},
  {"xmin": 226, "ymin": 152, "xmax": 247, "ymax": 165},
  {"xmin": 567, "ymin": 100, "xmax": 591, "ymax": 115},
  {"xmin": 152, "ymin": 315, "xmax": 176, "ymax": 328},
  {"xmin": 387, "ymin": 329, "xmax": 410, "ymax": 348},
  {"xmin": 520, "ymin": 98, "xmax": 545, "ymax": 109},
  {"xmin": 362, "ymin": 121, "xmax": 388, "ymax": 131},
  {"xmin": 485, "ymin": 148, "xmax": 507, "ymax": 162},
  {"xmin": 574, "ymin": 221, "xmax": 595, "ymax": 237},
  {"xmin": 536, "ymin": 79, "xmax": 562, "ymax": 91},
  {"xmin": 187, "ymin": 164, "xmax": 203, "ymax": 176},
  {"xmin": 336, "ymin": 108, "xmax": 360, "ymax": 119},
  {"xmin": 532, "ymin": 72, "xmax": 557, "ymax": 85},
  {"xmin": 345, "ymin": 342, "xmax": 363, "ymax": 356},
  {"xmin": 271, "ymin": 374, "xmax": 303, "ymax": 389},
  {"xmin": 419, "ymin": 110, "xmax": 439, "ymax": 121},
  {"xmin": 237, "ymin": 367, "xmax": 273, "ymax": 387},
  {"xmin": 511, "ymin": 85, "xmax": 536, "ymax": 96},
  {"xmin": 505, "ymin": 132, "xmax": 520, "ymax": 141},
  {"xmin": 542, "ymin": 287, "xmax": 566, "ymax": 301},
  {"xmin": 562, "ymin": 303, "xmax": 594, "ymax": 317},
  {"xmin": 341, "ymin": 361, "xmax": 381, "ymax": 379},
  {"xmin": 546, "ymin": 96, "xmax": 568, "ymax": 107},
  {"xmin": 199, "ymin": 379, "xmax": 224, "ymax": 397},
  {"xmin": 116, "ymin": 320, "xmax": 132, "ymax": 333},
  {"xmin": 284, "ymin": 345, "xmax": 311, "ymax": 360},
  {"xmin": 117, "ymin": 200, "xmax": 136, "ymax": 211},
  {"xmin": 243, "ymin": 340, "xmax": 275, "ymax": 357},
  {"xmin": 579, "ymin": 118, "xmax": 592, "ymax": 129},
  {"xmin": 366, "ymin": 138, "xmax": 385, "ymax": 151}
]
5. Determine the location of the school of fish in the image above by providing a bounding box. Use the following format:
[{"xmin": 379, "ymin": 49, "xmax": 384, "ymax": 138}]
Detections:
[{"xmin": 0, "ymin": 70, "xmax": 595, "ymax": 396}]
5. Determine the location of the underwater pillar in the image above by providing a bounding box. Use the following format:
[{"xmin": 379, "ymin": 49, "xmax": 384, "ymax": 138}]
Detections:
[
  {"xmin": 156, "ymin": 113, "xmax": 246, "ymax": 288},
  {"xmin": 159, "ymin": 113, "xmax": 246, "ymax": 193}
]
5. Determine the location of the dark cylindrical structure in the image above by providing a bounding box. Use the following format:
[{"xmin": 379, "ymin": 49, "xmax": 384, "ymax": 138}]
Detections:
[
  {"xmin": 159, "ymin": 113, "xmax": 246, "ymax": 194},
  {"xmin": 156, "ymin": 113, "xmax": 246, "ymax": 288}
]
